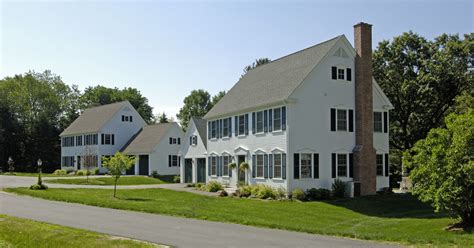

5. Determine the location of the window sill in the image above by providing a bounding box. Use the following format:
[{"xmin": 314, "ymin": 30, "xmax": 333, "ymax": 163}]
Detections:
[{"xmin": 272, "ymin": 130, "xmax": 284, "ymax": 134}]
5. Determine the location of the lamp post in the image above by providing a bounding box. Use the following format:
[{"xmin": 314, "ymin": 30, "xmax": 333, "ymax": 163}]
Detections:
[
  {"xmin": 7, "ymin": 157, "xmax": 14, "ymax": 174},
  {"xmin": 37, "ymin": 158, "xmax": 42, "ymax": 174}
]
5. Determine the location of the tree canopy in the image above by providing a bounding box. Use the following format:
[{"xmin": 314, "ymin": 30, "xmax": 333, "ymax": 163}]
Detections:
[
  {"xmin": 242, "ymin": 58, "xmax": 271, "ymax": 76},
  {"xmin": 177, "ymin": 89, "xmax": 226, "ymax": 130},
  {"xmin": 403, "ymin": 109, "xmax": 473, "ymax": 227},
  {"xmin": 102, "ymin": 152, "xmax": 136, "ymax": 197}
]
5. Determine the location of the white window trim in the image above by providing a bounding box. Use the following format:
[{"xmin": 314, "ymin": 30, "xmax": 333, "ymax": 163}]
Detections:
[
  {"xmin": 334, "ymin": 108, "xmax": 349, "ymax": 132},
  {"xmin": 272, "ymin": 107, "xmax": 283, "ymax": 132},
  {"xmin": 255, "ymin": 111, "xmax": 264, "ymax": 134},
  {"xmin": 374, "ymin": 111, "xmax": 383, "ymax": 133},
  {"xmin": 272, "ymin": 153, "xmax": 283, "ymax": 179},
  {"xmin": 210, "ymin": 156, "xmax": 217, "ymax": 176},
  {"xmin": 376, "ymin": 154, "xmax": 384, "ymax": 176},
  {"xmin": 336, "ymin": 153, "xmax": 349, "ymax": 178},
  {"xmin": 299, "ymin": 153, "xmax": 313, "ymax": 179},
  {"xmin": 337, "ymin": 68, "xmax": 345, "ymax": 80},
  {"xmin": 222, "ymin": 155, "xmax": 230, "ymax": 177},
  {"xmin": 255, "ymin": 154, "xmax": 265, "ymax": 179},
  {"xmin": 237, "ymin": 115, "xmax": 246, "ymax": 137}
]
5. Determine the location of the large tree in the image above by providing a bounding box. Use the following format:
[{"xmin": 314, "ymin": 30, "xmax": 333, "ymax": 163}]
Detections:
[
  {"xmin": 0, "ymin": 70, "xmax": 79, "ymax": 172},
  {"xmin": 242, "ymin": 58, "xmax": 271, "ymax": 76},
  {"xmin": 373, "ymin": 32, "xmax": 473, "ymax": 173},
  {"xmin": 177, "ymin": 89, "xmax": 213, "ymax": 129},
  {"xmin": 403, "ymin": 109, "xmax": 473, "ymax": 228},
  {"xmin": 80, "ymin": 86, "xmax": 154, "ymax": 123}
]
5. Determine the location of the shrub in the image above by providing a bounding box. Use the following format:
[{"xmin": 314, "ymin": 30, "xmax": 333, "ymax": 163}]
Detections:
[
  {"xmin": 218, "ymin": 190, "xmax": 228, "ymax": 197},
  {"xmin": 239, "ymin": 185, "xmax": 252, "ymax": 197},
  {"xmin": 306, "ymin": 188, "xmax": 331, "ymax": 201},
  {"xmin": 276, "ymin": 187, "xmax": 288, "ymax": 200},
  {"xmin": 63, "ymin": 167, "xmax": 75, "ymax": 173},
  {"xmin": 53, "ymin": 169, "xmax": 67, "ymax": 176},
  {"xmin": 150, "ymin": 170, "xmax": 159, "ymax": 178},
  {"xmin": 291, "ymin": 188, "xmax": 306, "ymax": 201},
  {"xmin": 29, "ymin": 183, "xmax": 48, "ymax": 190},
  {"xmin": 75, "ymin": 170, "xmax": 84, "ymax": 176},
  {"xmin": 332, "ymin": 179, "xmax": 347, "ymax": 198},
  {"xmin": 229, "ymin": 163, "xmax": 236, "ymax": 170},
  {"xmin": 204, "ymin": 181, "xmax": 223, "ymax": 192},
  {"xmin": 186, "ymin": 183, "xmax": 195, "ymax": 188},
  {"xmin": 173, "ymin": 175, "xmax": 180, "ymax": 183},
  {"xmin": 253, "ymin": 184, "xmax": 277, "ymax": 199},
  {"xmin": 93, "ymin": 168, "xmax": 100, "ymax": 175}
]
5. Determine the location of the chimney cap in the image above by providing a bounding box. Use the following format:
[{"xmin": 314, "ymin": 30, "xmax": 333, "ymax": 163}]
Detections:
[{"xmin": 354, "ymin": 22, "xmax": 373, "ymax": 28}]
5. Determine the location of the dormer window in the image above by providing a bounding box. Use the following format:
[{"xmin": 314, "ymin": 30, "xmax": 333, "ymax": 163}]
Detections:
[{"xmin": 332, "ymin": 66, "xmax": 352, "ymax": 81}]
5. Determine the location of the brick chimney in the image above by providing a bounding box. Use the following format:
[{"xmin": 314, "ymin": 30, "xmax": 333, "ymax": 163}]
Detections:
[{"xmin": 353, "ymin": 22, "xmax": 376, "ymax": 196}]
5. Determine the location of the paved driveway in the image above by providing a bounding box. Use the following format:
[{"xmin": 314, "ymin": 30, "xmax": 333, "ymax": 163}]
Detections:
[{"xmin": 0, "ymin": 176, "xmax": 400, "ymax": 247}]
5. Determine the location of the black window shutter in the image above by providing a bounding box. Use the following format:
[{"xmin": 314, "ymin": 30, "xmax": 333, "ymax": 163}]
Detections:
[
  {"xmin": 130, "ymin": 116, "xmax": 133, "ymax": 122},
  {"xmin": 264, "ymin": 110, "xmax": 268, "ymax": 133},
  {"xmin": 349, "ymin": 153, "xmax": 354, "ymax": 178},
  {"xmin": 313, "ymin": 153, "xmax": 319, "ymax": 178},
  {"xmin": 268, "ymin": 109, "xmax": 273, "ymax": 132},
  {"xmin": 252, "ymin": 155, "xmax": 256, "ymax": 178},
  {"xmin": 245, "ymin": 114, "xmax": 249, "ymax": 135},
  {"xmin": 168, "ymin": 155, "xmax": 172, "ymax": 167},
  {"xmin": 384, "ymin": 154, "xmax": 389, "ymax": 177},
  {"xmin": 217, "ymin": 120, "xmax": 221, "ymax": 139},
  {"xmin": 208, "ymin": 122, "xmax": 211, "ymax": 140},
  {"xmin": 282, "ymin": 106, "xmax": 287, "ymax": 130},
  {"xmin": 217, "ymin": 156, "xmax": 221, "ymax": 176},
  {"xmin": 169, "ymin": 137, "xmax": 173, "ymax": 144},
  {"xmin": 101, "ymin": 134, "xmax": 104, "ymax": 145},
  {"xmin": 293, "ymin": 153, "xmax": 299, "ymax": 179},
  {"xmin": 122, "ymin": 115, "xmax": 124, "ymax": 121},
  {"xmin": 383, "ymin": 112, "xmax": 388, "ymax": 133},
  {"xmin": 208, "ymin": 157, "xmax": 211, "ymax": 176},
  {"xmin": 112, "ymin": 134, "xmax": 114, "ymax": 145},
  {"xmin": 349, "ymin": 109, "xmax": 354, "ymax": 132},
  {"xmin": 177, "ymin": 138, "xmax": 181, "ymax": 145},
  {"xmin": 331, "ymin": 153, "xmax": 336, "ymax": 178},
  {"xmin": 282, "ymin": 153, "xmax": 286, "ymax": 179},
  {"xmin": 264, "ymin": 154, "xmax": 268, "ymax": 178},
  {"xmin": 252, "ymin": 112, "xmax": 256, "ymax": 134},
  {"xmin": 330, "ymin": 108, "xmax": 336, "ymax": 131},
  {"xmin": 346, "ymin": 68, "xmax": 352, "ymax": 81},
  {"xmin": 269, "ymin": 154, "xmax": 273, "ymax": 179},
  {"xmin": 331, "ymin": 66, "xmax": 337, "ymax": 79},
  {"xmin": 234, "ymin": 116, "xmax": 238, "ymax": 136},
  {"xmin": 228, "ymin": 117, "xmax": 232, "ymax": 137}
]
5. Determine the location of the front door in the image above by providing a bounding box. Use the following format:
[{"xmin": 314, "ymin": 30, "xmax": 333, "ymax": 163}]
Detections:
[
  {"xmin": 197, "ymin": 158, "xmax": 206, "ymax": 183},
  {"xmin": 77, "ymin": 156, "xmax": 81, "ymax": 170},
  {"xmin": 237, "ymin": 155, "xmax": 246, "ymax": 184},
  {"xmin": 184, "ymin": 159, "xmax": 193, "ymax": 183},
  {"xmin": 138, "ymin": 155, "xmax": 149, "ymax": 175}
]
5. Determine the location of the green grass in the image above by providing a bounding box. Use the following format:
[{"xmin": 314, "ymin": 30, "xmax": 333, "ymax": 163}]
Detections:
[
  {"xmin": 0, "ymin": 214, "xmax": 163, "ymax": 248},
  {"xmin": 1, "ymin": 172, "xmax": 83, "ymax": 177},
  {"xmin": 45, "ymin": 176, "xmax": 166, "ymax": 185},
  {"xmin": 6, "ymin": 188, "xmax": 473, "ymax": 247}
]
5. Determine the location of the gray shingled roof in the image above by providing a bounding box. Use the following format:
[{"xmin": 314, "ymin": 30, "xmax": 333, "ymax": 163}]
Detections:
[
  {"xmin": 123, "ymin": 123, "xmax": 177, "ymax": 154},
  {"xmin": 191, "ymin": 117, "xmax": 207, "ymax": 148},
  {"xmin": 60, "ymin": 101, "xmax": 129, "ymax": 136},
  {"xmin": 204, "ymin": 36, "xmax": 341, "ymax": 119}
]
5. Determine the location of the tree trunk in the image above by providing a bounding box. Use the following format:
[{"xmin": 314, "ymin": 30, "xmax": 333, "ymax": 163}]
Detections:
[{"xmin": 113, "ymin": 177, "xmax": 118, "ymax": 198}]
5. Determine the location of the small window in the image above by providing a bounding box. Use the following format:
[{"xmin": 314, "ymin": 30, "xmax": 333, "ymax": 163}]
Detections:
[
  {"xmin": 211, "ymin": 121, "xmax": 217, "ymax": 139},
  {"xmin": 256, "ymin": 154, "xmax": 264, "ymax": 178},
  {"xmin": 256, "ymin": 111, "xmax": 264, "ymax": 133},
  {"xmin": 374, "ymin": 112, "xmax": 383, "ymax": 132},
  {"xmin": 193, "ymin": 136, "xmax": 197, "ymax": 145},
  {"xmin": 170, "ymin": 155, "xmax": 178, "ymax": 167},
  {"xmin": 337, "ymin": 109, "xmax": 347, "ymax": 131},
  {"xmin": 223, "ymin": 156, "xmax": 230, "ymax": 176},
  {"xmin": 337, "ymin": 154, "xmax": 347, "ymax": 177},
  {"xmin": 338, "ymin": 68, "xmax": 345, "ymax": 80},
  {"xmin": 211, "ymin": 156, "xmax": 217, "ymax": 176},
  {"xmin": 238, "ymin": 115, "xmax": 245, "ymax": 136},
  {"xmin": 223, "ymin": 118, "xmax": 229, "ymax": 137},
  {"xmin": 273, "ymin": 108, "xmax": 282, "ymax": 131},
  {"xmin": 300, "ymin": 153, "xmax": 312, "ymax": 179},
  {"xmin": 376, "ymin": 154, "xmax": 384, "ymax": 176},
  {"xmin": 273, "ymin": 153, "xmax": 282, "ymax": 178}
]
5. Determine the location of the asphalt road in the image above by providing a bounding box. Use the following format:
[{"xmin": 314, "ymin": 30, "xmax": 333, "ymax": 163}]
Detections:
[{"xmin": 0, "ymin": 176, "xmax": 400, "ymax": 248}]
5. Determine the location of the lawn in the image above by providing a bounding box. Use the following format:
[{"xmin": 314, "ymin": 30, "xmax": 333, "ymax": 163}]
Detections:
[
  {"xmin": 6, "ymin": 188, "xmax": 473, "ymax": 247},
  {"xmin": 0, "ymin": 214, "xmax": 163, "ymax": 248},
  {"xmin": 1, "ymin": 172, "xmax": 83, "ymax": 177},
  {"xmin": 44, "ymin": 176, "xmax": 166, "ymax": 185}
]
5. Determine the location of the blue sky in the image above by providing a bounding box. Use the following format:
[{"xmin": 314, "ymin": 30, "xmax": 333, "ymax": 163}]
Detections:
[{"xmin": 1, "ymin": 0, "xmax": 472, "ymax": 119}]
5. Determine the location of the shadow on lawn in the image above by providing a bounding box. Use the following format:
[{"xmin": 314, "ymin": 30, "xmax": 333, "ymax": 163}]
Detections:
[
  {"xmin": 326, "ymin": 193, "xmax": 448, "ymax": 219},
  {"xmin": 118, "ymin": 197, "xmax": 152, "ymax": 202}
]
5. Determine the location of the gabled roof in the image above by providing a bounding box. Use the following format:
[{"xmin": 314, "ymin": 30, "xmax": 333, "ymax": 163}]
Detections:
[
  {"xmin": 204, "ymin": 36, "xmax": 342, "ymax": 119},
  {"xmin": 191, "ymin": 117, "xmax": 207, "ymax": 148},
  {"xmin": 123, "ymin": 123, "xmax": 177, "ymax": 154},
  {"xmin": 60, "ymin": 101, "xmax": 129, "ymax": 136}
]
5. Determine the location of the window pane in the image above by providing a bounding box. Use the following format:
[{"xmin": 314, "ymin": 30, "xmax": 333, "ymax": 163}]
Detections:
[
  {"xmin": 337, "ymin": 154, "xmax": 347, "ymax": 177},
  {"xmin": 257, "ymin": 155, "xmax": 264, "ymax": 177},
  {"xmin": 274, "ymin": 154, "xmax": 282, "ymax": 178},
  {"xmin": 211, "ymin": 157, "xmax": 217, "ymax": 175},
  {"xmin": 223, "ymin": 119, "xmax": 229, "ymax": 137},
  {"xmin": 239, "ymin": 115, "xmax": 245, "ymax": 135},
  {"xmin": 300, "ymin": 153, "xmax": 312, "ymax": 178},
  {"xmin": 374, "ymin": 112, "xmax": 383, "ymax": 132},
  {"xmin": 273, "ymin": 108, "xmax": 281, "ymax": 131},
  {"xmin": 338, "ymin": 68, "xmax": 345, "ymax": 80},
  {"xmin": 337, "ymin": 109, "xmax": 347, "ymax": 131},
  {"xmin": 256, "ymin": 111, "xmax": 264, "ymax": 133},
  {"xmin": 376, "ymin": 154, "xmax": 383, "ymax": 176}
]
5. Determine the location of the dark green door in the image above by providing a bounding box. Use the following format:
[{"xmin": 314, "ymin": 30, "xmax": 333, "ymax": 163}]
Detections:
[
  {"xmin": 184, "ymin": 159, "xmax": 193, "ymax": 183},
  {"xmin": 197, "ymin": 158, "xmax": 206, "ymax": 183},
  {"xmin": 138, "ymin": 155, "xmax": 149, "ymax": 175}
]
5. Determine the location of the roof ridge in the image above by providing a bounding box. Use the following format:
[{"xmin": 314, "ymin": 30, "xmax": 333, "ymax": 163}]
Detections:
[
  {"xmin": 84, "ymin": 100, "xmax": 129, "ymax": 111},
  {"xmin": 243, "ymin": 35, "xmax": 343, "ymax": 76}
]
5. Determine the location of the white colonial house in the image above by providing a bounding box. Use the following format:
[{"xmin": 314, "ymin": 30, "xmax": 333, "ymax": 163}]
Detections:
[
  {"xmin": 179, "ymin": 118, "xmax": 208, "ymax": 183},
  {"xmin": 201, "ymin": 23, "xmax": 393, "ymax": 196},
  {"xmin": 60, "ymin": 101, "xmax": 146, "ymax": 172},
  {"xmin": 60, "ymin": 101, "xmax": 183, "ymax": 176},
  {"xmin": 123, "ymin": 123, "xmax": 184, "ymax": 175}
]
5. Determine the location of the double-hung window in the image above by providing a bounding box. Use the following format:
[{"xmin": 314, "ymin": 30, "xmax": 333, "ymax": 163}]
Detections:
[
  {"xmin": 337, "ymin": 109, "xmax": 347, "ymax": 131},
  {"xmin": 211, "ymin": 121, "xmax": 217, "ymax": 139},
  {"xmin": 238, "ymin": 115, "xmax": 245, "ymax": 136},
  {"xmin": 223, "ymin": 118, "xmax": 229, "ymax": 137},
  {"xmin": 256, "ymin": 111, "xmax": 264, "ymax": 133},
  {"xmin": 76, "ymin": 136, "xmax": 83, "ymax": 146},
  {"xmin": 300, "ymin": 153, "xmax": 312, "ymax": 179},
  {"xmin": 211, "ymin": 156, "xmax": 217, "ymax": 176},
  {"xmin": 273, "ymin": 153, "xmax": 282, "ymax": 178},
  {"xmin": 337, "ymin": 154, "xmax": 347, "ymax": 177},
  {"xmin": 374, "ymin": 112, "xmax": 383, "ymax": 132},
  {"xmin": 223, "ymin": 156, "xmax": 230, "ymax": 176},
  {"xmin": 376, "ymin": 154, "xmax": 384, "ymax": 176},
  {"xmin": 273, "ymin": 108, "xmax": 282, "ymax": 131},
  {"xmin": 337, "ymin": 68, "xmax": 345, "ymax": 80},
  {"xmin": 256, "ymin": 154, "xmax": 264, "ymax": 178}
]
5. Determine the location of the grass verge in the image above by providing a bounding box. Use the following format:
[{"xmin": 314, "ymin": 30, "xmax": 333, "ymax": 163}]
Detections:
[
  {"xmin": 0, "ymin": 214, "xmax": 163, "ymax": 247},
  {"xmin": 1, "ymin": 172, "xmax": 83, "ymax": 177},
  {"xmin": 44, "ymin": 176, "xmax": 165, "ymax": 185},
  {"xmin": 6, "ymin": 188, "xmax": 473, "ymax": 247}
]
